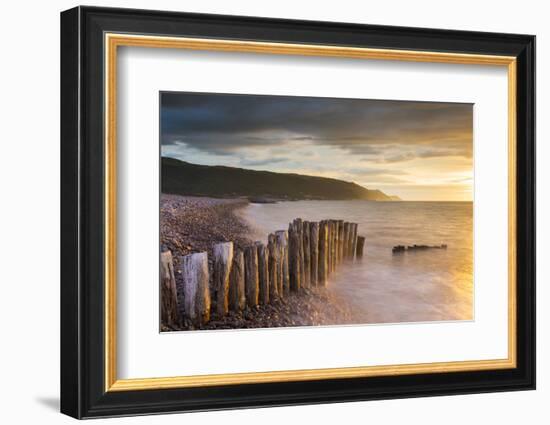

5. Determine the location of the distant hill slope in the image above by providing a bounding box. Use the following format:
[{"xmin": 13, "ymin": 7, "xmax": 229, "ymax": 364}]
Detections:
[{"xmin": 161, "ymin": 157, "xmax": 398, "ymax": 201}]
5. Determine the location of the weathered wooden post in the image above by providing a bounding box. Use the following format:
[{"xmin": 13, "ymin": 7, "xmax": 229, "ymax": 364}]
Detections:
[
  {"xmin": 288, "ymin": 221, "xmax": 302, "ymax": 291},
  {"xmin": 244, "ymin": 245, "xmax": 259, "ymax": 307},
  {"xmin": 295, "ymin": 218, "xmax": 305, "ymax": 289},
  {"xmin": 256, "ymin": 242, "xmax": 270, "ymax": 304},
  {"xmin": 347, "ymin": 222, "xmax": 354, "ymax": 259},
  {"xmin": 276, "ymin": 230, "xmax": 289, "ymax": 296},
  {"xmin": 318, "ymin": 221, "xmax": 328, "ymax": 286},
  {"xmin": 212, "ymin": 242, "xmax": 234, "ymax": 316},
  {"xmin": 337, "ymin": 220, "xmax": 344, "ymax": 264},
  {"xmin": 343, "ymin": 222, "xmax": 351, "ymax": 259},
  {"xmin": 330, "ymin": 220, "xmax": 337, "ymax": 273},
  {"xmin": 309, "ymin": 222, "xmax": 319, "ymax": 287},
  {"xmin": 356, "ymin": 235, "xmax": 366, "ymax": 259},
  {"xmin": 302, "ymin": 220, "xmax": 311, "ymax": 288},
  {"xmin": 326, "ymin": 220, "xmax": 332, "ymax": 275},
  {"xmin": 229, "ymin": 249, "xmax": 245, "ymax": 311},
  {"xmin": 351, "ymin": 223, "xmax": 358, "ymax": 261},
  {"xmin": 334, "ymin": 220, "xmax": 340, "ymax": 268},
  {"xmin": 268, "ymin": 233, "xmax": 280, "ymax": 299},
  {"xmin": 181, "ymin": 252, "xmax": 210, "ymax": 326},
  {"xmin": 160, "ymin": 250, "xmax": 179, "ymax": 327}
]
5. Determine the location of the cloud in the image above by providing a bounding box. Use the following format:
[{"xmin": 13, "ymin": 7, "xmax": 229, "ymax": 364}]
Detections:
[
  {"xmin": 240, "ymin": 157, "xmax": 290, "ymax": 167},
  {"xmin": 161, "ymin": 92, "xmax": 472, "ymax": 159},
  {"xmin": 160, "ymin": 92, "xmax": 473, "ymax": 201}
]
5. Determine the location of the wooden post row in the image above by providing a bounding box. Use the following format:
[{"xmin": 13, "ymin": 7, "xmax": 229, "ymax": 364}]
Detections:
[{"xmin": 174, "ymin": 218, "xmax": 361, "ymax": 327}]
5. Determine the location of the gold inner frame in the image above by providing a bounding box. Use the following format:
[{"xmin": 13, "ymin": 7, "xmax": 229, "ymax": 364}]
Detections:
[{"xmin": 104, "ymin": 33, "xmax": 517, "ymax": 392}]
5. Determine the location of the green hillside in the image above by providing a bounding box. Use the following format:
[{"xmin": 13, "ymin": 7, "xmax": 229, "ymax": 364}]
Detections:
[{"xmin": 161, "ymin": 157, "xmax": 398, "ymax": 201}]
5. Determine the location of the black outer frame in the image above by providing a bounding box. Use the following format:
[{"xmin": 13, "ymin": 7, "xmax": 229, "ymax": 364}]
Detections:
[{"xmin": 60, "ymin": 5, "xmax": 535, "ymax": 419}]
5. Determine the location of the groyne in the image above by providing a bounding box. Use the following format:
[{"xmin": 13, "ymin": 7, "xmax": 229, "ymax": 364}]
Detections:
[{"xmin": 161, "ymin": 218, "xmax": 366, "ymax": 328}]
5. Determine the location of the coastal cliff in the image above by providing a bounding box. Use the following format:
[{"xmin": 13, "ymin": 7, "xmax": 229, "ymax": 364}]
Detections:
[{"xmin": 162, "ymin": 157, "xmax": 399, "ymax": 201}]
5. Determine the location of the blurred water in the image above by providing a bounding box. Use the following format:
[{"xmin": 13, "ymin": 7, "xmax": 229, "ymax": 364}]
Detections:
[{"xmin": 240, "ymin": 200, "xmax": 473, "ymax": 324}]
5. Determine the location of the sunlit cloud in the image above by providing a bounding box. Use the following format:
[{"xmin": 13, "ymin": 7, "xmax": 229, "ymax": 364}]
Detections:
[{"xmin": 161, "ymin": 92, "xmax": 473, "ymax": 201}]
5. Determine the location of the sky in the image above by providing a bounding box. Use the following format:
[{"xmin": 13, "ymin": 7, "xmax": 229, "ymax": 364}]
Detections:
[{"xmin": 161, "ymin": 92, "xmax": 473, "ymax": 201}]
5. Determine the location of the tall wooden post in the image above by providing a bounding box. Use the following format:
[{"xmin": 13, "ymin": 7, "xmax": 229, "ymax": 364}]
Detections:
[
  {"xmin": 276, "ymin": 230, "xmax": 289, "ymax": 296},
  {"xmin": 351, "ymin": 223, "xmax": 358, "ymax": 261},
  {"xmin": 256, "ymin": 242, "xmax": 270, "ymax": 304},
  {"xmin": 181, "ymin": 252, "xmax": 210, "ymax": 326},
  {"xmin": 309, "ymin": 222, "xmax": 319, "ymax": 287},
  {"xmin": 229, "ymin": 249, "xmax": 245, "ymax": 311},
  {"xmin": 288, "ymin": 221, "xmax": 302, "ymax": 291},
  {"xmin": 160, "ymin": 250, "xmax": 179, "ymax": 327},
  {"xmin": 212, "ymin": 242, "xmax": 233, "ymax": 317},
  {"xmin": 334, "ymin": 220, "xmax": 340, "ymax": 268},
  {"xmin": 244, "ymin": 245, "xmax": 259, "ymax": 307},
  {"xmin": 295, "ymin": 219, "xmax": 305, "ymax": 289},
  {"xmin": 343, "ymin": 222, "xmax": 350, "ymax": 259},
  {"xmin": 268, "ymin": 233, "xmax": 280, "ymax": 299},
  {"xmin": 318, "ymin": 220, "xmax": 328, "ymax": 287},
  {"xmin": 330, "ymin": 220, "xmax": 337, "ymax": 273},
  {"xmin": 326, "ymin": 220, "xmax": 332, "ymax": 275},
  {"xmin": 356, "ymin": 235, "xmax": 366, "ymax": 259},
  {"xmin": 347, "ymin": 222, "xmax": 354, "ymax": 259},
  {"xmin": 337, "ymin": 219, "xmax": 344, "ymax": 264},
  {"xmin": 302, "ymin": 220, "xmax": 311, "ymax": 288}
]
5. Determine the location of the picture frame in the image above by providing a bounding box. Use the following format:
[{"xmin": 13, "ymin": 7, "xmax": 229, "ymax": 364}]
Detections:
[{"xmin": 60, "ymin": 5, "xmax": 535, "ymax": 419}]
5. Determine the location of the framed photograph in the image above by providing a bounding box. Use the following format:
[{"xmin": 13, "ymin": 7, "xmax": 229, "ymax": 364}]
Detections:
[{"xmin": 60, "ymin": 6, "xmax": 535, "ymax": 419}]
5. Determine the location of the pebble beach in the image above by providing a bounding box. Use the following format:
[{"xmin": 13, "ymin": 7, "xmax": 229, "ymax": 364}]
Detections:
[{"xmin": 160, "ymin": 194, "xmax": 364, "ymax": 331}]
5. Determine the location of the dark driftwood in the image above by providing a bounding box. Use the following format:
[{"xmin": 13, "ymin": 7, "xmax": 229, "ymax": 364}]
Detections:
[
  {"xmin": 288, "ymin": 221, "xmax": 302, "ymax": 291},
  {"xmin": 337, "ymin": 220, "xmax": 344, "ymax": 264},
  {"xmin": 160, "ymin": 250, "xmax": 179, "ymax": 327},
  {"xmin": 343, "ymin": 222, "xmax": 351, "ymax": 259},
  {"xmin": 356, "ymin": 235, "xmax": 365, "ymax": 259},
  {"xmin": 212, "ymin": 242, "xmax": 234, "ymax": 316},
  {"xmin": 229, "ymin": 249, "xmax": 245, "ymax": 311},
  {"xmin": 302, "ymin": 220, "xmax": 311, "ymax": 288},
  {"xmin": 276, "ymin": 230, "xmax": 289, "ymax": 296},
  {"xmin": 309, "ymin": 222, "xmax": 319, "ymax": 287},
  {"xmin": 244, "ymin": 245, "xmax": 259, "ymax": 307},
  {"xmin": 181, "ymin": 252, "xmax": 210, "ymax": 325},
  {"xmin": 256, "ymin": 242, "xmax": 270, "ymax": 305},
  {"xmin": 268, "ymin": 233, "xmax": 280, "ymax": 299},
  {"xmin": 318, "ymin": 220, "xmax": 328, "ymax": 287},
  {"xmin": 393, "ymin": 244, "xmax": 448, "ymax": 254}
]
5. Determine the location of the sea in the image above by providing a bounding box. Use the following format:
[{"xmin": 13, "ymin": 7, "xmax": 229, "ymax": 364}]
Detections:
[{"xmin": 239, "ymin": 200, "xmax": 473, "ymax": 324}]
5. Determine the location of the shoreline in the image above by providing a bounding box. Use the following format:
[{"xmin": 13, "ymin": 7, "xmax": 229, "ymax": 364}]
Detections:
[{"xmin": 160, "ymin": 193, "xmax": 366, "ymax": 331}]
